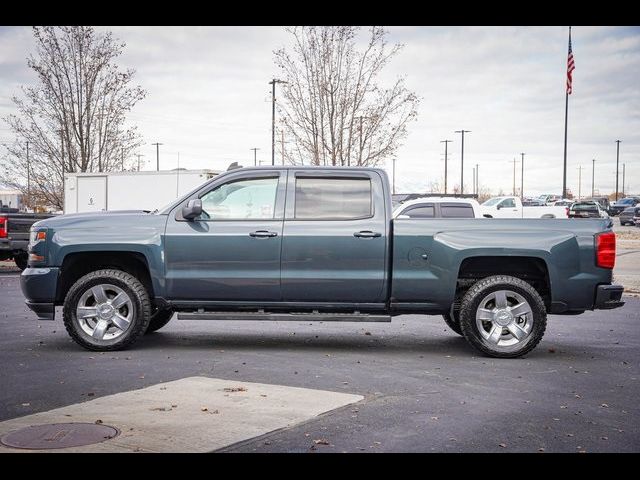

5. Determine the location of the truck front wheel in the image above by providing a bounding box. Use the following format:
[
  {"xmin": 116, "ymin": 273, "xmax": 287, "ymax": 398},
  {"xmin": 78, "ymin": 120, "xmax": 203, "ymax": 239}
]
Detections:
[
  {"xmin": 63, "ymin": 269, "xmax": 151, "ymax": 351},
  {"xmin": 459, "ymin": 275, "xmax": 547, "ymax": 358}
]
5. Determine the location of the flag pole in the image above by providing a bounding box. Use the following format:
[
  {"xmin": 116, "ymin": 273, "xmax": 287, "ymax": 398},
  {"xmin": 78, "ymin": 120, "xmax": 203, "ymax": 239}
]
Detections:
[{"xmin": 562, "ymin": 26, "xmax": 572, "ymax": 199}]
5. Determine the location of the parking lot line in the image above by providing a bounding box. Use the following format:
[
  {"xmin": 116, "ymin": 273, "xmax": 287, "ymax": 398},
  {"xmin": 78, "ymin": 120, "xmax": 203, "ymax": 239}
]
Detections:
[{"xmin": 0, "ymin": 376, "xmax": 363, "ymax": 453}]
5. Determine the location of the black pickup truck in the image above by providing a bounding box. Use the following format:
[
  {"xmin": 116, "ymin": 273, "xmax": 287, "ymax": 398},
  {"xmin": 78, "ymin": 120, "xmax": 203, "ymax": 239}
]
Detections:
[{"xmin": 0, "ymin": 211, "xmax": 55, "ymax": 270}]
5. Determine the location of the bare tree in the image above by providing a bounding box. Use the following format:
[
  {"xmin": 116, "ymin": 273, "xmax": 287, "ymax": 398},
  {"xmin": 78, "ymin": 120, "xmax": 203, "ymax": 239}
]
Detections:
[
  {"xmin": 274, "ymin": 26, "xmax": 419, "ymax": 167},
  {"xmin": 0, "ymin": 26, "xmax": 146, "ymax": 210}
]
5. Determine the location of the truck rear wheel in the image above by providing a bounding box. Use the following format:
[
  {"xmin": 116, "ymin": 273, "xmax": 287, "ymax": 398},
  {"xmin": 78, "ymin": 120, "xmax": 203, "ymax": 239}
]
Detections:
[
  {"xmin": 14, "ymin": 253, "xmax": 28, "ymax": 270},
  {"xmin": 145, "ymin": 308, "xmax": 174, "ymax": 333},
  {"xmin": 63, "ymin": 269, "xmax": 151, "ymax": 351},
  {"xmin": 459, "ymin": 275, "xmax": 547, "ymax": 358}
]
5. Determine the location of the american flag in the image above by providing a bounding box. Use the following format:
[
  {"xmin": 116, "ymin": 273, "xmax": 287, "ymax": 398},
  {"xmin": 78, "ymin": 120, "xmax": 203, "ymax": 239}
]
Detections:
[{"xmin": 566, "ymin": 28, "xmax": 575, "ymax": 94}]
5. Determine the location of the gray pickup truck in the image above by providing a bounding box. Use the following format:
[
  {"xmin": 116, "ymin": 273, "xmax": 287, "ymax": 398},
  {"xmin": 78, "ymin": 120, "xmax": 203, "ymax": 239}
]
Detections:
[{"xmin": 20, "ymin": 166, "xmax": 624, "ymax": 358}]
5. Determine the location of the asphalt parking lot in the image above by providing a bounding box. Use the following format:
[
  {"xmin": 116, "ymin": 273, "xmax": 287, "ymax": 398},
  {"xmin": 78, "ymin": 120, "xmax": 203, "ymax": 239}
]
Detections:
[{"xmin": 0, "ymin": 264, "xmax": 638, "ymax": 452}]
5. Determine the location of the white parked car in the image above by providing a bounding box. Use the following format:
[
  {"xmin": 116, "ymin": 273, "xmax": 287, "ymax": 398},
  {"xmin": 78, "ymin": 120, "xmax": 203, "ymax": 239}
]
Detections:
[
  {"xmin": 393, "ymin": 197, "xmax": 482, "ymax": 219},
  {"xmin": 480, "ymin": 196, "xmax": 569, "ymax": 219}
]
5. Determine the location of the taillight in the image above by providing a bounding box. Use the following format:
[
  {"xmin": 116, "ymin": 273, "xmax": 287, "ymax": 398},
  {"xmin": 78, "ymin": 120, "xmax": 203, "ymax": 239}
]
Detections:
[
  {"xmin": 596, "ymin": 232, "xmax": 616, "ymax": 269},
  {"xmin": 0, "ymin": 216, "xmax": 7, "ymax": 238}
]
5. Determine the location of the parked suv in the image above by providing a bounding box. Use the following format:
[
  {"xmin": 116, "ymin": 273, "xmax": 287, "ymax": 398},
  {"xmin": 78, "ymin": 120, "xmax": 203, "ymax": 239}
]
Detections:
[{"xmin": 619, "ymin": 206, "xmax": 640, "ymax": 226}]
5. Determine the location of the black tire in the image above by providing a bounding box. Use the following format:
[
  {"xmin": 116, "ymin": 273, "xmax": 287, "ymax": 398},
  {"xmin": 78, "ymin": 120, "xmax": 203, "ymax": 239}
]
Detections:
[
  {"xmin": 63, "ymin": 269, "xmax": 151, "ymax": 351},
  {"xmin": 459, "ymin": 275, "xmax": 547, "ymax": 358},
  {"xmin": 145, "ymin": 308, "xmax": 174, "ymax": 333},
  {"xmin": 14, "ymin": 253, "xmax": 28, "ymax": 270}
]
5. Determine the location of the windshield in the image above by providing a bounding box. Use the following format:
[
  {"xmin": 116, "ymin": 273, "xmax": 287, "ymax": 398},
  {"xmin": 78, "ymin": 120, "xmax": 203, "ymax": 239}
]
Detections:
[
  {"xmin": 572, "ymin": 203, "xmax": 598, "ymax": 211},
  {"xmin": 619, "ymin": 198, "xmax": 634, "ymax": 205},
  {"xmin": 482, "ymin": 198, "xmax": 502, "ymax": 206}
]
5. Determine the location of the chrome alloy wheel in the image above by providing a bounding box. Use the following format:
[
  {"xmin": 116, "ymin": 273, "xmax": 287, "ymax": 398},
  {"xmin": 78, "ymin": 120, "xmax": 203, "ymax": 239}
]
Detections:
[
  {"xmin": 475, "ymin": 290, "xmax": 533, "ymax": 347},
  {"xmin": 76, "ymin": 284, "xmax": 134, "ymax": 341}
]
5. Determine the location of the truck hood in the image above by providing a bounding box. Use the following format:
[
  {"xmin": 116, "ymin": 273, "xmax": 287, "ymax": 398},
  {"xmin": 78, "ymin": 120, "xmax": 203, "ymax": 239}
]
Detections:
[{"xmin": 33, "ymin": 210, "xmax": 161, "ymax": 230}]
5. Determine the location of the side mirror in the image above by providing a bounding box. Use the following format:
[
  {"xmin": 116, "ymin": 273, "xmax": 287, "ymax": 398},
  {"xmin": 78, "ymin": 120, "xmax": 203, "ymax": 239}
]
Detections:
[
  {"xmin": 182, "ymin": 199, "xmax": 202, "ymax": 220},
  {"xmin": 496, "ymin": 204, "xmax": 502, "ymax": 210}
]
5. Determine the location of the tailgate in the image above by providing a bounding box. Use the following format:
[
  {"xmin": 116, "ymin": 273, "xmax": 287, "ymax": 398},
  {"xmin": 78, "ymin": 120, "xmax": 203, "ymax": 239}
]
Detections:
[{"xmin": 7, "ymin": 215, "xmax": 51, "ymax": 240}]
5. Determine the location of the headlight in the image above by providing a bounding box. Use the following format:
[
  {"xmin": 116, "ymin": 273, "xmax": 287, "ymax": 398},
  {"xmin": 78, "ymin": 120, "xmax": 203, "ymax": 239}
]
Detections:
[{"xmin": 29, "ymin": 228, "xmax": 47, "ymax": 248}]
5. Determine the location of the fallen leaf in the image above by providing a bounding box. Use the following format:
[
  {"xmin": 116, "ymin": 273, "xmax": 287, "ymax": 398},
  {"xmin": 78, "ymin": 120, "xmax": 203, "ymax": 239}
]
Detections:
[
  {"xmin": 538, "ymin": 447, "xmax": 545, "ymax": 452},
  {"xmin": 21, "ymin": 403, "xmax": 30, "ymax": 407},
  {"xmin": 364, "ymin": 331, "xmax": 371, "ymax": 336},
  {"xmin": 600, "ymin": 403, "xmax": 609, "ymax": 408},
  {"xmin": 314, "ymin": 439, "xmax": 330, "ymax": 445},
  {"xmin": 201, "ymin": 407, "xmax": 208, "ymax": 412},
  {"xmin": 499, "ymin": 443, "xmax": 507, "ymax": 448}
]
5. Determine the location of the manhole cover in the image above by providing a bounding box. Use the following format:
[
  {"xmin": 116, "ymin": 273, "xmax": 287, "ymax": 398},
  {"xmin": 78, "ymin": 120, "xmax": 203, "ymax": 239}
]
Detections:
[{"xmin": 1, "ymin": 423, "xmax": 119, "ymax": 450}]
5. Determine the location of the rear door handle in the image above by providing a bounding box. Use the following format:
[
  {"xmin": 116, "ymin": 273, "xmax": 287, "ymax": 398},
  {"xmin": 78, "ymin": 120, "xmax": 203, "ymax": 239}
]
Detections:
[
  {"xmin": 249, "ymin": 230, "xmax": 278, "ymax": 238},
  {"xmin": 354, "ymin": 230, "xmax": 382, "ymax": 238}
]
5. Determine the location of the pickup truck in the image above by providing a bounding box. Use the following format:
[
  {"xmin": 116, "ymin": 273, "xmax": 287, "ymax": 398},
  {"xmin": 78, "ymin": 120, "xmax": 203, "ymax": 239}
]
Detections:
[
  {"xmin": 20, "ymin": 166, "xmax": 624, "ymax": 358},
  {"xmin": 480, "ymin": 196, "xmax": 569, "ymax": 219},
  {"xmin": 0, "ymin": 212, "xmax": 55, "ymax": 270}
]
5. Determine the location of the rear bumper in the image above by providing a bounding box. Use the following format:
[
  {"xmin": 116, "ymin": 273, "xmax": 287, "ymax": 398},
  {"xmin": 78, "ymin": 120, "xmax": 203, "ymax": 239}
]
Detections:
[
  {"xmin": 594, "ymin": 284, "xmax": 625, "ymax": 310},
  {"xmin": 20, "ymin": 267, "xmax": 59, "ymax": 321}
]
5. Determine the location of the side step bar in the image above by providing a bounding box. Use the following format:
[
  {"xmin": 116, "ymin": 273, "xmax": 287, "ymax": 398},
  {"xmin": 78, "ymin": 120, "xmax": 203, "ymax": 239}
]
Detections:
[{"xmin": 177, "ymin": 311, "xmax": 392, "ymax": 322}]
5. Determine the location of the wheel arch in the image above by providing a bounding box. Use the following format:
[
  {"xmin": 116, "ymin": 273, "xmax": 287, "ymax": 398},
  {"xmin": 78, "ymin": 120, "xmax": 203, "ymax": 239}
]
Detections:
[{"xmin": 56, "ymin": 251, "xmax": 154, "ymax": 304}]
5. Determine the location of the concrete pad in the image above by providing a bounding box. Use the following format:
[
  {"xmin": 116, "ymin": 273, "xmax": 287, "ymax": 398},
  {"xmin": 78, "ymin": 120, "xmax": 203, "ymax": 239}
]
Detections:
[{"xmin": 0, "ymin": 377, "xmax": 363, "ymax": 453}]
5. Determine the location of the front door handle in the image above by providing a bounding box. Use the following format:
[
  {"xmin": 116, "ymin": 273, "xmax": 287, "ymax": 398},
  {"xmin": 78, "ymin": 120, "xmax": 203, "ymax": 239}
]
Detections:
[
  {"xmin": 354, "ymin": 230, "xmax": 382, "ymax": 238},
  {"xmin": 249, "ymin": 230, "xmax": 278, "ymax": 238}
]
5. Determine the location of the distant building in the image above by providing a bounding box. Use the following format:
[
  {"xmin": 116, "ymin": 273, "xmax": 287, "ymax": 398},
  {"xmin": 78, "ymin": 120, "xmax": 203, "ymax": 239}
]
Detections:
[{"xmin": 0, "ymin": 189, "xmax": 24, "ymax": 212}]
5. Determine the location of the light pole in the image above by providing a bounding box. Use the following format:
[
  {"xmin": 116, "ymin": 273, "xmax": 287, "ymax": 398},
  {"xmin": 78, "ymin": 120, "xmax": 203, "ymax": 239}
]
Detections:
[
  {"xmin": 135, "ymin": 154, "xmax": 144, "ymax": 171},
  {"xmin": 475, "ymin": 163, "xmax": 479, "ymax": 196},
  {"xmin": 454, "ymin": 130, "xmax": 471, "ymax": 194},
  {"xmin": 577, "ymin": 165, "xmax": 583, "ymax": 200},
  {"xmin": 622, "ymin": 163, "xmax": 626, "ymax": 198},
  {"xmin": 250, "ymin": 148, "xmax": 260, "ymax": 166},
  {"xmin": 591, "ymin": 159, "xmax": 595, "ymax": 198},
  {"xmin": 152, "ymin": 143, "xmax": 163, "ymax": 171},
  {"xmin": 615, "ymin": 140, "xmax": 622, "ymax": 201},
  {"xmin": 520, "ymin": 153, "xmax": 525, "ymax": 200},
  {"xmin": 509, "ymin": 158, "xmax": 519, "ymax": 196},
  {"xmin": 269, "ymin": 79, "xmax": 287, "ymax": 166},
  {"xmin": 392, "ymin": 158, "xmax": 396, "ymax": 194},
  {"xmin": 440, "ymin": 140, "xmax": 452, "ymax": 194}
]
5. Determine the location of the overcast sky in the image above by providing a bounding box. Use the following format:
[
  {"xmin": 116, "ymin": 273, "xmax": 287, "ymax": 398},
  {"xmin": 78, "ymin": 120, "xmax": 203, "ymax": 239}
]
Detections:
[{"xmin": 1, "ymin": 26, "xmax": 639, "ymax": 197}]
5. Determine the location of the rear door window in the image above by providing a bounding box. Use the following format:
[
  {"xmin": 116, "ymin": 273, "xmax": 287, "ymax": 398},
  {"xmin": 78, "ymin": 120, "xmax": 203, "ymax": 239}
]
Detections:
[
  {"xmin": 440, "ymin": 203, "xmax": 475, "ymax": 218},
  {"xmin": 294, "ymin": 177, "xmax": 372, "ymax": 220}
]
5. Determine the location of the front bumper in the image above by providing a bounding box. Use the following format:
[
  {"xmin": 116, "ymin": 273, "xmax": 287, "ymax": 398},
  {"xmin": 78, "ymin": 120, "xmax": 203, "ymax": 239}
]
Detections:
[
  {"xmin": 594, "ymin": 284, "xmax": 625, "ymax": 310},
  {"xmin": 20, "ymin": 267, "xmax": 59, "ymax": 321}
]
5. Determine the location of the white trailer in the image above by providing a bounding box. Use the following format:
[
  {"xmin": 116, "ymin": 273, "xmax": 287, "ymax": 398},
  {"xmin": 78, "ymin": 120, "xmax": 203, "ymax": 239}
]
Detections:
[{"xmin": 64, "ymin": 169, "xmax": 219, "ymax": 214}]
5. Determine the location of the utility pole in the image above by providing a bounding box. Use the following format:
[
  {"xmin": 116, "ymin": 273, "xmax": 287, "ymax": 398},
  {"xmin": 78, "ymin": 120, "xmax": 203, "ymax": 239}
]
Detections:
[
  {"xmin": 472, "ymin": 167, "xmax": 476, "ymax": 195},
  {"xmin": 440, "ymin": 140, "xmax": 452, "ymax": 194},
  {"xmin": 577, "ymin": 165, "xmax": 583, "ymax": 200},
  {"xmin": 615, "ymin": 140, "xmax": 622, "ymax": 200},
  {"xmin": 358, "ymin": 116, "xmax": 363, "ymax": 166},
  {"xmin": 26, "ymin": 141, "xmax": 30, "ymax": 211},
  {"xmin": 520, "ymin": 153, "xmax": 525, "ymax": 200},
  {"xmin": 454, "ymin": 130, "xmax": 471, "ymax": 194},
  {"xmin": 591, "ymin": 159, "xmax": 596, "ymax": 198},
  {"xmin": 392, "ymin": 158, "xmax": 396, "ymax": 194},
  {"xmin": 152, "ymin": 143, "xmax": 163, "ymax": 171},
  {"xmin": 622, "ymin": 163, "xmax": 626, "ymax": 198},
  {"xmin": 269, "ymin": 79, "xmax": 287, "ymax": 166},
  {"xmin": 475, "ymin": 163, "xmax": 479, "ymax": 196},
  {"xmin": 135, "ymin": 154, "xmax": 144, "ymax": 171},
  {"xmin": 250, "ymin": 148, "xmax": 260, "ymax": 166},
  {"xmin": 510, "ymin": 158, "xmax": 518, "ymax": 196},
  {"xmin": 121, "ymin": 147, "xmax": 125, "ymax": 171}
]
